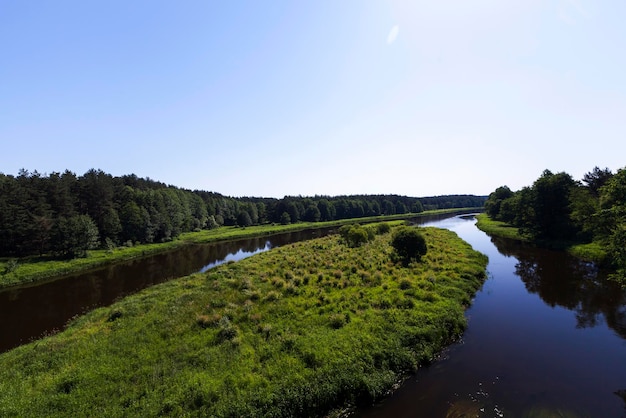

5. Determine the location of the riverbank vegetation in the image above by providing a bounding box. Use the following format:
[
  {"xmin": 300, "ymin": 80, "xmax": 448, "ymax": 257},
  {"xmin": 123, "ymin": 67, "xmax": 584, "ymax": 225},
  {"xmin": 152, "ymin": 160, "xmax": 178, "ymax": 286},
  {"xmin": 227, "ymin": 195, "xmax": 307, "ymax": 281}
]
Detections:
[
  {"xmin": 0, "ymin": 168, "xmax": 485, "ymax": 259},
  {"xmin": 482, "ymin": 166, "xmax": 625, "ymax": 283},
  {"xmin": 0, "ymin": 209, "xmax": 474, "ymax": 289},
  {"xmin": 0, "ymin": 224, "xmax": 487, "ymax": 417}
]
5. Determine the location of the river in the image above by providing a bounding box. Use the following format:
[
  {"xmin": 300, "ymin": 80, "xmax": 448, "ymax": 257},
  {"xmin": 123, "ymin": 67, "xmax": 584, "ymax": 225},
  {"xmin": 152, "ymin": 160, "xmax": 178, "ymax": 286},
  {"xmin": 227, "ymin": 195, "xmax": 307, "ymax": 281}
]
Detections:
[{"xmin": 354, "ymin": 215, "xmax": 626, "ymax": 417}]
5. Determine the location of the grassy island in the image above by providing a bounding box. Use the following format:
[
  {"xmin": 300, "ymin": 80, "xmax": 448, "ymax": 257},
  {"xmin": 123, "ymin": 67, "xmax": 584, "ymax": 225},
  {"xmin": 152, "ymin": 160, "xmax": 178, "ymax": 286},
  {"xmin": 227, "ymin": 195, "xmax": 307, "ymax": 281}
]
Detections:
[{"xmin": 0, "ymin": 225, "xmax": 487, "ymax": 417}]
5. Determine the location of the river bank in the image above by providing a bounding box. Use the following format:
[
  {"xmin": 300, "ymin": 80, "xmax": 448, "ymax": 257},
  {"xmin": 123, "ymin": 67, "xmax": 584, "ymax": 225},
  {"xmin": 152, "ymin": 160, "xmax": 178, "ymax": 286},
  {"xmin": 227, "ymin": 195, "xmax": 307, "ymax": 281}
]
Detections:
[
  {"xmin": 0, "ymin": 208, "xmax": 480, "ymax": 289},
  {"xmin": 0, "ymin": 224, "xmax": 487, "ymax": 417},
  {"xmin": 475, "ymin": 213, "xmax": 608, "ymax": 266}
]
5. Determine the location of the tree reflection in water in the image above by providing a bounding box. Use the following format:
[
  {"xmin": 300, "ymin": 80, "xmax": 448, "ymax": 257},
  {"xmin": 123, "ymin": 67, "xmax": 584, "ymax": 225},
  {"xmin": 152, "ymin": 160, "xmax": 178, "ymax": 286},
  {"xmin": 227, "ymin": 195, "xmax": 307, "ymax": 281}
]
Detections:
[{"xmin": 490, "ymin": 236, "xmax": 626, "ymax": 340}]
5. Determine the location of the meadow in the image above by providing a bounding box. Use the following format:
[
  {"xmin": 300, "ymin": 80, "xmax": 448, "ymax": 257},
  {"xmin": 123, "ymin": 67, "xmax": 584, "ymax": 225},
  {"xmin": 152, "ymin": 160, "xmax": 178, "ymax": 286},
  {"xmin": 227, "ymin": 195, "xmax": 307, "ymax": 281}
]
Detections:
[{"xmin": 0, "ymin": 224, "xmax": 487, "ymax": 417}]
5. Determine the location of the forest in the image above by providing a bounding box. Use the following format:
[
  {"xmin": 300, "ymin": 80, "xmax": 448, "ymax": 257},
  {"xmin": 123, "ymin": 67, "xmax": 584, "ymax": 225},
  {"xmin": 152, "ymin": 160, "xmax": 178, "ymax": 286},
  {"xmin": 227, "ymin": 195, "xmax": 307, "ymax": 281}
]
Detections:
[
  {"xmin": 484, "ymin": 166, "xmax": 626, "ymax": 280},
  {"xmin": 0, "ymin": 169, "xmax": 486, "ymax": 258}
]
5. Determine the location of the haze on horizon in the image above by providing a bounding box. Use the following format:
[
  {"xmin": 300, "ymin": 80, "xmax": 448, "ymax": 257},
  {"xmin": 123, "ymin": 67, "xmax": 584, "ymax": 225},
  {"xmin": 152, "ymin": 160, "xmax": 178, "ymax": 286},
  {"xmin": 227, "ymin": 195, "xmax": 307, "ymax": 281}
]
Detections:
[{"xmin": 1, "ymin": 1, "xmax": 625, "ymax": 199}]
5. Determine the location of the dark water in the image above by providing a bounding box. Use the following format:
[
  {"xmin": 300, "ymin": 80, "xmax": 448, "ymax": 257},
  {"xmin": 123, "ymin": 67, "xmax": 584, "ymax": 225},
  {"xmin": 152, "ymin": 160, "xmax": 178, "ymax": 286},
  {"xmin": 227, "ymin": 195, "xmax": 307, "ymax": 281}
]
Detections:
[
  {"xmin": 0, "ymin": 229, "xmax": 333, "ymax": 353},
  {"xmin": 355, "ymin": 215, "xmax": 626, "ymax": 417}
]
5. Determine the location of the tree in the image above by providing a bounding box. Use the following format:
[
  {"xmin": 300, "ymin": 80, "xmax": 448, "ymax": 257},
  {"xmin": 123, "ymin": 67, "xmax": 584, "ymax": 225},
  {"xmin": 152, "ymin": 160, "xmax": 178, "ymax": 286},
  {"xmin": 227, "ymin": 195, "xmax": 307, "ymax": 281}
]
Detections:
[
  {"xmin": 598, "ymin": 168, "xmax": 626, "ymax": 274},
  {"xmin": 528, "ymin": 170, "xmax": 578, "ymax": 240},
  {"xmin": 280, "ymin": 212, "xmax": 291, "ymax": 225},
  {"xmin": 391, "ymin": 227, "xmax": 427, "ymax": 264},
  {"xmin": 317, "ymin": 199, "xmax": 335, "ymax": 221},
  {"xmin": 411, "ymin": 201, "xmax": 424, "ymax": 213},
  {"xmin": 303, "ymin": 204, "xmax": 321, "ymax": 222},
  {"xmin": 237, "ymin": 210, "xmax": 252, "ymax": 227},
  {"xmin": 583, "ymin": 166, "xmax": 613, "ymax": 197},
  {"xmin": 256, "ymin": 202, "xmax": 267, "ymax": 224},
  {"xmin": 484, "ymin": 186, "xmax": 514, "ymax": 220},
  {"xmin": 286, "ymin": 201, "xmax": 300, "ymax": 223},
  {"xmin": 383, "ymin": 200, "xmax": 395, "ymax": 215},
  {"xmin": 54, "ymin": 215, "xmax": 100, "ymax": 258},
  {"xmin": 569, "ymin": 186, "xmax": 599, "ymax": 240}
]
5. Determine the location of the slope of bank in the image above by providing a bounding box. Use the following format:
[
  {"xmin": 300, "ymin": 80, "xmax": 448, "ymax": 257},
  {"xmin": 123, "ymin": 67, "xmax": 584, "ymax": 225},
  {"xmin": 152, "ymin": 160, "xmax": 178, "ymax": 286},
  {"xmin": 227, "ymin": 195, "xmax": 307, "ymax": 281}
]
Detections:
[
  {"xmin": 0, "ymin": 208, "xmax": 481, "ymax": 289},
  {"xmin": 0, "ymin": 225, "xmax": 487, "ymax": 417}
]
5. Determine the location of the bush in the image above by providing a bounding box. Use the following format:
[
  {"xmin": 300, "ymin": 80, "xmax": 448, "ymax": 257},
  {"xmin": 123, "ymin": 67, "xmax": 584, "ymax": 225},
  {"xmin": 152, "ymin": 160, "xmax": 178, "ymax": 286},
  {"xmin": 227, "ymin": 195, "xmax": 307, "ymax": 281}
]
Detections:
[
  {"xmin": 391, "ymin": 227, "xmax": 427, "ymax": 264},
  {"xmin": 376, "ymin": 223, "xmax": 391, "ymax": 234},
  {"xmin": 339, "ymin": 224, "xmax": 370, "ymax": 247}
]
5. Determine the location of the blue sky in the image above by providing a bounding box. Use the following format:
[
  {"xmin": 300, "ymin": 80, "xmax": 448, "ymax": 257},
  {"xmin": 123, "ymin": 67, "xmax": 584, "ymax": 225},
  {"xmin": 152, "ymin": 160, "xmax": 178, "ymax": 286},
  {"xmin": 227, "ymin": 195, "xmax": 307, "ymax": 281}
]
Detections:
[{"xmin": 1, "ymin": 1, "xmax": 624, "ymax": 198}]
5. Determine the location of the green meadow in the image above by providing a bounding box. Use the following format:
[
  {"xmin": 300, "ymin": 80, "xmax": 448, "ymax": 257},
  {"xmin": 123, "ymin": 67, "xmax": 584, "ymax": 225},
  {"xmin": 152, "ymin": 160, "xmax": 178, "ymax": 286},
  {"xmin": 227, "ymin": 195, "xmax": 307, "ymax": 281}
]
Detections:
[{"xmin": 0, "ymin": 224, "xmax": 487, "ymax": 417}]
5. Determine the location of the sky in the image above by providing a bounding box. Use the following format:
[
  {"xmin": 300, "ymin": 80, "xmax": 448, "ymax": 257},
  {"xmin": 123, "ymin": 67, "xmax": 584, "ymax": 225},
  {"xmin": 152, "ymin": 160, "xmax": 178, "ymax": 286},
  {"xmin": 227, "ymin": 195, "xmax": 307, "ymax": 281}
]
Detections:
[{"xmin": 1, "ymin": 1, "xmax": 625, "ymax": 198}]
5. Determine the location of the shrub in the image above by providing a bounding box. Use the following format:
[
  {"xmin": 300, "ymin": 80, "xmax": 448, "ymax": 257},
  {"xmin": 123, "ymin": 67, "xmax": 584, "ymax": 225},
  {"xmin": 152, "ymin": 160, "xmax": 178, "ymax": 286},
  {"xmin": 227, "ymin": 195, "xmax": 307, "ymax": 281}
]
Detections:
[
  {"xmin": 391, "ymin": 227, "xmax": 427, "ymax": 264},
  {"xmin": 340, "ymin": 224, "xmax": 370, "ymax": 247},
  {"xmin": 328, "ymin": 313, "xmax": 349, "ymax": 329},
  {"xmin": 376, "ymin": 222, "xmax": 391, "ymax": 234}
]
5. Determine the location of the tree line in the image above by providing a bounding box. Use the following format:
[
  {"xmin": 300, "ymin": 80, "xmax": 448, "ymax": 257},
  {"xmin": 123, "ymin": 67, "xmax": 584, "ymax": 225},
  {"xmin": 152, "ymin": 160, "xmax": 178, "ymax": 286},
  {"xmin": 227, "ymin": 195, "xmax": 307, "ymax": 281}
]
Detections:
[
  {"xmin": 484, "ymin": 166, "xmax": 626, "ymax": 279},
  {"xmin": 0, "ymin": 168, "xmax": 486, "ymax": 258}
]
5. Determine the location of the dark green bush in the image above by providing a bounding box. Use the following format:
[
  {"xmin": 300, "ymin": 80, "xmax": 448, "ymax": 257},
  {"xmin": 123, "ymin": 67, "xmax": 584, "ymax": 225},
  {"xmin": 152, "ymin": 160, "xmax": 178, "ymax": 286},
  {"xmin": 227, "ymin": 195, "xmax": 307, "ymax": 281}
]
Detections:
[{"xmin": 391, "ymin": 227, "xmax": 427, "ymax": 264}]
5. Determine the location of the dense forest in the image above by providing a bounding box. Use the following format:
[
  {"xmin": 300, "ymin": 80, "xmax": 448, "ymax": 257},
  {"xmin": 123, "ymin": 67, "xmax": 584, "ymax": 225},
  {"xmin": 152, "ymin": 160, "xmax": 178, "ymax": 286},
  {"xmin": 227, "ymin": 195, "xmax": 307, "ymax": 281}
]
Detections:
[
  {"xmin": 484, "ymin": 166, "xmax": 626, "ymax": 279},
  {"xmin": 0, "ymin": 169, "xmax": 486, "ymax": 258}
]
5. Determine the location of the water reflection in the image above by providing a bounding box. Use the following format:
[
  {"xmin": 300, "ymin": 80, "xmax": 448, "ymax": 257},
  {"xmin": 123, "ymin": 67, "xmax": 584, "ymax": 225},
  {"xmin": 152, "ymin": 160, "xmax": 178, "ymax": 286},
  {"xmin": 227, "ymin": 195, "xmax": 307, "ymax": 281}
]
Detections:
[
  {"xmin": 490, "ymin": 236, "xmax": 626, "ymax": 339},
  {"xmin": 198, "ymin": 240, "xmax": 272, "ymax": 273}
]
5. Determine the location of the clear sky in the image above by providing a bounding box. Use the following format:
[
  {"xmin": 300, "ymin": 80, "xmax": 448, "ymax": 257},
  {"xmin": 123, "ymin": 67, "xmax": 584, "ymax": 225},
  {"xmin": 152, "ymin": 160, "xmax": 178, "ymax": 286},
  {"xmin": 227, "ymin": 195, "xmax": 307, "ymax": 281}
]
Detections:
[{"xmin": 1, "ymin": 1, "xmax": 624, "ymax": 198}]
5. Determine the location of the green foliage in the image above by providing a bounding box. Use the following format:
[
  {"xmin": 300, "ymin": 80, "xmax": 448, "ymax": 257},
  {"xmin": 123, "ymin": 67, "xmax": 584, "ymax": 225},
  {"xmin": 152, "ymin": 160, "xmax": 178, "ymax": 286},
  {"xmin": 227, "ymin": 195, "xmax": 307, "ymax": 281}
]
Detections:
[
  {"xmin": 376, "ymin": 222, "xmax": 391, "ymax": 234},
  {"xmin": 54, "ymin": 215, "xmax": 100, "ymax": 258},
  {"xmin": 0, "ymin": 228, "xmax": 487, "ymax": 417},
  {"xmin": 582, "ymin": 166, "xmax": 613, "ymax": 197},
  {"xmin": 482, "ymin": 165, "xmax": 626, "ymax": 281},
  {"xmin": 339, "ymin": 224, "xmax": 370, "ymax": 247},
  {"xmin": 391, "ymin": 226, "xmax": 428, "ymax": 264},
  {"xmin": 484, "ymin": 186, "xmax": 514, "ymax": 220},
  {"xmin": 236, "ymin": 211, "xmax": 252, "ymax": 227},
  {"xmin": 280, "ymin": 212, "xmax": 291, "ymax": 225}
]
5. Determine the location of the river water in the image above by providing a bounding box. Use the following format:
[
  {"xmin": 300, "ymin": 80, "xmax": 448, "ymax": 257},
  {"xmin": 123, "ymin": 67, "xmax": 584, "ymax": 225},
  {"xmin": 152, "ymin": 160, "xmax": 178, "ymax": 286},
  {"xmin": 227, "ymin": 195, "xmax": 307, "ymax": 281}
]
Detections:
[{"xmin": 355, "ymin": 215, "xmax": 626, "ymax": 417}]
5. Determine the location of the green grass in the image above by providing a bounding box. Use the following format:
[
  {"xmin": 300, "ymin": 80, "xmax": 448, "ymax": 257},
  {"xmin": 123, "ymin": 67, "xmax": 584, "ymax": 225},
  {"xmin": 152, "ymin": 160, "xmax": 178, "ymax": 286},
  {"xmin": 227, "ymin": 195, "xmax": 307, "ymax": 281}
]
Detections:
[
  {"xmin": 0, "ymin": 208, "xmax": 482, "ymax": 289},
  {"xmin": 475, "ymin": 213, "xmax": 528, "ymax": 241},
  {"xmin": 0, "ymin": 225, "xmax": 487, "ymax": 417},
  {"xmin": 568, "ymin": 242, "xmax": 608, "ymax": 264}
]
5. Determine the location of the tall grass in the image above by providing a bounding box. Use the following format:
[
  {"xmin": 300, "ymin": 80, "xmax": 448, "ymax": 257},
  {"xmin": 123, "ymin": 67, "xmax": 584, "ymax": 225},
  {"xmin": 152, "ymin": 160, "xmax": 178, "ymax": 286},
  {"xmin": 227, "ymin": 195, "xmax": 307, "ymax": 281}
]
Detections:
[{"xmin": 0, "ymin": 225, "xmax": 487, "ymax": 417}]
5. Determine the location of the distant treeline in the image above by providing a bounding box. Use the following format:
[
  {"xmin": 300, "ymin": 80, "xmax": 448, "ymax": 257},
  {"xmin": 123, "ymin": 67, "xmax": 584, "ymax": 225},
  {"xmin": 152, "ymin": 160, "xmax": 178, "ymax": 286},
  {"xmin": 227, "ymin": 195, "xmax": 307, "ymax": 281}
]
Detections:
[
  {"xmin": 0, "ymin": 169, "xmax": 486, "ymax": 257},
  {"xmin": 484, "ymin": 166, "xmax": 626, "ymax": 277}
]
